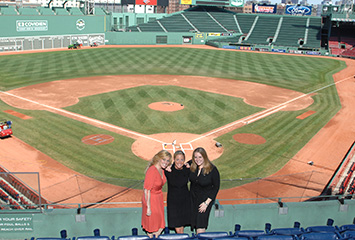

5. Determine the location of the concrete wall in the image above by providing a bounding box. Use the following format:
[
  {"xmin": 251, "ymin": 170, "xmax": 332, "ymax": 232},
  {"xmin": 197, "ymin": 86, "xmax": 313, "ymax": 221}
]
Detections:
[{"xmin": 0, "ymin": 199, "xmax": 354, "ymax": 240}]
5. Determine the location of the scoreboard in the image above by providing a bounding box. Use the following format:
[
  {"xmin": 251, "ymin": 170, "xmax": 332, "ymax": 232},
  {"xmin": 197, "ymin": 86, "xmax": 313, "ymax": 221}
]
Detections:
[{"xmin": 181, "ymin": 0, "xmax": 244, "ymax": 7}]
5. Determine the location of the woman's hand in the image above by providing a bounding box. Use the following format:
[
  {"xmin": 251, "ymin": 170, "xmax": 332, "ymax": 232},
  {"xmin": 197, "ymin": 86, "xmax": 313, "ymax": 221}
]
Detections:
[
  {"xmin": 165, "ymin": 165, "xmax": 172, "ymax": 172},
  {"xmin": 146, "ymin": 207, "xmax": 151, "ymax": 216},
  {"xmin": 198, "ymin": 201, "xmax": 208, "ymax": 213}
]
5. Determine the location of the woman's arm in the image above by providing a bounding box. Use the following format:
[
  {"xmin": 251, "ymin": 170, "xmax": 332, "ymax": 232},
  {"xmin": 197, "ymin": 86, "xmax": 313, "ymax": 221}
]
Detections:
[
  {"xmin": 144, "ymin": 188, "xmax": 151, "ymax": 216},
  {"xmin": 199, "ymin": 167, "xmax": 220, "ymax": 213}
]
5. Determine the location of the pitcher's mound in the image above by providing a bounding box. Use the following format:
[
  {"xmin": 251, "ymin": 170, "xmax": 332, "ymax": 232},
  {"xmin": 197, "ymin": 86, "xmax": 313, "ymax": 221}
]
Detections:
[
  {"xmin": 148, "ymin": 102, "xmax": 184, "ymax": 112},
  {"xmin": 233, "ymin": 133, "xmax": 266, "ymax": 145}
]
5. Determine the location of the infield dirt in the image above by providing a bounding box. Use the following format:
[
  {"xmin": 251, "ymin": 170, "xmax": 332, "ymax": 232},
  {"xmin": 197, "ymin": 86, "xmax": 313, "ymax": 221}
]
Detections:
[{"xmin": 0, "ymin": 45, "xmax": 354, "ymax": 206}]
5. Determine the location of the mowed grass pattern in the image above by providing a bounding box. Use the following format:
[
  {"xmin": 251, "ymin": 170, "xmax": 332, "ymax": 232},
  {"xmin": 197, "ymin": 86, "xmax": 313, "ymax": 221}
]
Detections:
[
  {"xmin": 0, "ymin": 47, "xmax": 345, "ymax": 189},
  {"xmin": 65, "ymin": 85, "xmax": 263, "ymax": 135}
]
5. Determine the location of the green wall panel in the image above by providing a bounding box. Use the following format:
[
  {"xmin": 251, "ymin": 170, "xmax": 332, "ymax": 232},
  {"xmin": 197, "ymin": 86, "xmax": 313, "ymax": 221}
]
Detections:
[
  {"xmin": 0, "ymin": 199, "xmax": 354, "ymax": 240},
  {"xmin": 0, "ymin": 15, "xmax": 106, "ymax": 38}
]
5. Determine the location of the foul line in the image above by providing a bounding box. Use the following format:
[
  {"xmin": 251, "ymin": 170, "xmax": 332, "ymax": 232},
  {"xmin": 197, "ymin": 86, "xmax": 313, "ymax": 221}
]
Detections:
[
  {"xmin": 189, "ymin": 76, "xmax": 353, "ymax": 144},
  {"xmin": 0, "ymin": 91, "xmax": 164, "ymax": 144}
]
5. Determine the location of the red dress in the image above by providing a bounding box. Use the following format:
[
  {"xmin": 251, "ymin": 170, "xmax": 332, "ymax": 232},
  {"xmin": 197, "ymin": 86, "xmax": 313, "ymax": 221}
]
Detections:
[{"xmin": 142, "ymin": 166, "xmax": 166, "ymax": 232}]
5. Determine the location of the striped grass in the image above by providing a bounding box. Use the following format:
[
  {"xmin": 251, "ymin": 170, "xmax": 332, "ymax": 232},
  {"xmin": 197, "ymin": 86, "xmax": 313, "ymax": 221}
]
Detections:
[
  {"xmin": 0, "ymin": 47, "xmax": 345, "ymax": 189},
  {"xmin": 64, "ymin": 85, "xmax": 262, "ymax": 135}
]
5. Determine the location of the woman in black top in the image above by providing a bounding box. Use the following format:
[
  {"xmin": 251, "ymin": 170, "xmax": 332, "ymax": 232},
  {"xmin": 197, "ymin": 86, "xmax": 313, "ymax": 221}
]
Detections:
[
  {"xmin": 165, "ymin": 150, "xmax": 191, "ymax": 233},
  {"xmin": 189, "ymin": 147, "xmax": 220, "ymax": 234}
]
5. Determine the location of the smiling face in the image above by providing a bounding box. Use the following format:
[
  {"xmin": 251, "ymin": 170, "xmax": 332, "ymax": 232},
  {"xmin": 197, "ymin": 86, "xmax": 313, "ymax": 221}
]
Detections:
[
  {"xmin": 194, "ymin": 152, "xmax": 204, "ymax": 169},
  {"xmin": 174, "ymin": 153, "xmax": 185, "ymax": 170},
  {"xmin": 159, "ymin": 156, "xmax": 171, "ymax": 169}
]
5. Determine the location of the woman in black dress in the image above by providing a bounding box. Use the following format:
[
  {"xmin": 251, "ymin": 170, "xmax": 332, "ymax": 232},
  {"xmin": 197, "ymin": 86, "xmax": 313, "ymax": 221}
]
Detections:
[
  {"xmin": 165, "ymin": 150, "xmax": 191, "ymax": 233},
  {"xmin": 189, "ymin": 147, "xmax": 220, "ymax": 234}
]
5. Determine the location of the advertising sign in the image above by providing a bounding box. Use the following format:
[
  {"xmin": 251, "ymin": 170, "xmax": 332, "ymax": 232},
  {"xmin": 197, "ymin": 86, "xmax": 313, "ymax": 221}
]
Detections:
[
  {"xmin": 252, "ymin": 4, "xmax": 277, "ymax": 14},
  {"xmin": 285, "ymin": 5, "xmax": 312, "ymax": 15},
  {"xmin": 16, "ymin": 20, "xmax": 48, "ymax": 32},
  {"xmin": 180, "ymin": 0, "xmax": 192, "ymax": 5},
  {"xmin": 230, "ymin": 0, "xmax": 244, "ymax": 7},
  {"xmin": 136, "ymin": 0, "xmax": 157, "ymax": 5}
]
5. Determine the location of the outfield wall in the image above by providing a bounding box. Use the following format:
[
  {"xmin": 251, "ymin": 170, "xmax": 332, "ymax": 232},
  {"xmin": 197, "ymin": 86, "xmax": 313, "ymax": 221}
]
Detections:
[
  {"xmin": 105, "ymin": 32, "xmax": 240, "ymax": 45},
  {"xmin": 0, "ymin": 199, "xmax": 354, "ymax": 239},
  {"xmin": 0, "ymin": 15, "xmax": 107, "ymax": 51}
]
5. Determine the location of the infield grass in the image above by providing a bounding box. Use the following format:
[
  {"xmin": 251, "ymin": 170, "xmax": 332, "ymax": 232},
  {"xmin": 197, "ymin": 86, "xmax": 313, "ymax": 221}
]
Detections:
[
  {"xmin": 0, "ymin": 47, "xmax": 345, "ymax": 190},
  {"xmin": 64, "ymin": 85, "xmax": 263, "ymax": 134}
]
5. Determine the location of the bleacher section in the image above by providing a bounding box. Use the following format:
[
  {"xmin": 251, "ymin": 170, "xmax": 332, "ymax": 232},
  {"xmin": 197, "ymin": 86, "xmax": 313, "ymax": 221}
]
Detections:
[
  {"xmin": 28, "ymin": 218, "xmax": 355, "ymax": 240},
  {"xmin": 37, "ymin": 7, "xmax": 55, "ymax": 15},
  {"xmin": 159, "ymin": 14, "xmax": 194, "ymax": 32},
  {"xmin": 0, "ymin": 168, "xmax": 46, "ymax": 210},
  {"xmin": 210, "ymin": 12, "xmax": 241, "ymax": 33},
  {"xmin": 244, "ymin": 16, "xmax": 280, "ymax": 45},
  {"xmin": 94, "ymin": 7, "xmax": 108, "ymax": 15},
  {"xmin": 139, "ymin": 20, "xmax": 165, "ymax": 32},
  {"xmin": 123, "ymin": 6, "xmax": 322, "ymax": 50},
  {"xmin": 0, "ymin": 6, "xmax": 19, "ymax": 15},
  {"xmin": 304, "ymin": 17, "xmax": 321, "ymax": 48},
  {"xmin": 54, "ymin": 8, "xmax": 70, "ymax": 15},
  {"xmin": 274, "ymin": 16, "xmax": 308, "ymax": 47},
  {"xmin": 182, "ymin": 11, "xmax": 227, "ymax": 33},
  {"xmin": 18, "ymin": 7, "xmax": 39, "ymax": 15},
  {"xmin": 69, "ymin": 7, "xmax": 84, "ymax": 15},
  {"xmin": 235, "ymin": 14, "xmax": 257, "ymax": 34}
]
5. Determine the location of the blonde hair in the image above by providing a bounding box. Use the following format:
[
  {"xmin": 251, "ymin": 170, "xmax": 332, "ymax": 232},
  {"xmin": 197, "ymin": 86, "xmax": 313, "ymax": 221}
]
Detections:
[
  {"xmin": 146, "ymin": 150, "xmax": 172, "ymax": 172},
  {"xmin": 190, "ymin": 147, "xmax": 213, "ymax": 175}
]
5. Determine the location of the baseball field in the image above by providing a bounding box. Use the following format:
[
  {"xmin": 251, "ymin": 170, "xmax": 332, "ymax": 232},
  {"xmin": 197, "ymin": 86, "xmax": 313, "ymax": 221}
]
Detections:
[{"xmin": 0, "ymin": 45, "xmax": 353, "ymax": 205}]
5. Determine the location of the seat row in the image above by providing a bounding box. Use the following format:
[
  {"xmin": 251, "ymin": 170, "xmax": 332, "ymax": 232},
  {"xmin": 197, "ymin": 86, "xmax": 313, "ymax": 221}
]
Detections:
[{"xmin": 30, "ymin": 217, "xmax": 355, "ymax": 240}]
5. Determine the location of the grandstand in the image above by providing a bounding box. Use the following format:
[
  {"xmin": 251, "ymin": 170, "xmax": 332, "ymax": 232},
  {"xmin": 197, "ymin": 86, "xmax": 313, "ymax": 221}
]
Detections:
[{"xmin": 124, "ymin": 6, "xmax": 323, "ymax": 50}]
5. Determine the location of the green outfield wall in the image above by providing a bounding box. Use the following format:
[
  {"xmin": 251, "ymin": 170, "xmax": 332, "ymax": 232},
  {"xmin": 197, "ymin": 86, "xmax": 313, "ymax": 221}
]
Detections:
[
  {"xmin": 105, "ymin": 31, "xmax": 206, "ymax": 45},
  {"xmin": 0, "ymin": 199, "xmax": 354, "ymax": 239},
  {"xmin": 0, "ymin": 15, "xmax": 107, "ymax": 51},
  {"xmin": 105, "ymin": 32, "xmax": 240, "ymax": 45},
  {"xmin": 0, "ymin": 15, "xmax": 106, "ymax": 38}
]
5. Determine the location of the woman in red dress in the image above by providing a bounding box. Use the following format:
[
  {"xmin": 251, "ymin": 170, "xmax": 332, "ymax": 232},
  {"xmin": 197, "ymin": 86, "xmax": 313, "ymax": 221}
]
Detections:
[{"xmin": 142, "ymin": 150, "xmax": 172, "ymax": 238}]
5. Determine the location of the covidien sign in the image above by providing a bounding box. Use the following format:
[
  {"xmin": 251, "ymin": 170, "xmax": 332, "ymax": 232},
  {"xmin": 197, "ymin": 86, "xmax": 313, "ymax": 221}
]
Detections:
[{"xmin": 16, "ymin": 20, "xmax": 48, "ymax": 32}]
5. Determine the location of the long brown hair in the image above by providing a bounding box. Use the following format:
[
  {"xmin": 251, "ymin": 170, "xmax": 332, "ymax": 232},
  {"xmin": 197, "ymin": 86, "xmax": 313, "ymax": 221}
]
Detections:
[
  {"xmin": 146, "ymin": 150, "xmax": 172, "ymax": 172},
  {"xmin": 190, "ymin": 147, "xmax": 213, "ymax": 174}
]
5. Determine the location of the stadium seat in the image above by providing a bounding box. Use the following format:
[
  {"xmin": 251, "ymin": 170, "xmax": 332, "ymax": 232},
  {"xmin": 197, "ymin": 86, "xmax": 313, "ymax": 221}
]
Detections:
[
  {"xmin": 197, "ymin": 231, "xmax": 231, "ymax": 239},
  {"xmin": 305, "ymin": 226, "xmax": 339, "ymax": 233},
  {"xmin": 256, "ymin": 235, "xmax": 295, "ymax": 240},
  {"xmin": 235, "ymin": 230, "xmax": 266, "ymax": 239},
  {"xmin": 212, "ymin": 237, "xmax": 249, "ymax": 240},
  {"xmin": 36, "ymin": 238, "xmax": 68, "ymax": 240},
  {"xmin": 117, "ymin": 235, "xmax": 150, "ymax": 240},
  {"xmin": 341, "ymin": 230, "xmax": 355, "ymax": 239},
  {"xmin": 269, "ymin": 228, "xmax": 304, "ymax": 237},
  {"xmin": 299, "ymin": 232, "xmax": 341, "ymax": 240},
  {"xmin": 158, "ymin": 234, "xmax": 192, "ymax": 240},
  {"xmin": 339, "ymin": 224, "xmax": 355, "ymax": 233},
  {"xmin": 76, "ymin": 237, "xmax": 111, "ymax": 240}
]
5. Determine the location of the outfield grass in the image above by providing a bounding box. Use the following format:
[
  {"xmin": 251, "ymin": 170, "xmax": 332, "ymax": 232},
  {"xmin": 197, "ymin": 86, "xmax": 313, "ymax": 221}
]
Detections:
[{"xmin": 0, "ymin": 47, "xmax": 345, "ymax": 189}]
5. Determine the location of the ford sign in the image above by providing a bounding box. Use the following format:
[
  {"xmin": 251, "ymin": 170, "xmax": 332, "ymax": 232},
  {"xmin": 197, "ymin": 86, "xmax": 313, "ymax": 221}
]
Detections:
[{"xmin": 285, "ymin": 5, "xmax": 312, "ymax": 15}]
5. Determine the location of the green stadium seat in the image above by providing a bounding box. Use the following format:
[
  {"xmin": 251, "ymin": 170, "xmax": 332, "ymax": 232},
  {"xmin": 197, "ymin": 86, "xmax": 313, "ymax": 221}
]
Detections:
[
  {"xmin": 69, "ymin": 7, "xmax": 84, "ymax": 15},
  {"xmin": 55, "ymin": 8, "xmax": 70, "ymax": 15},
  {"xmin": 18, "ymin": 7, "xmax": 39, "ymax": 15}
]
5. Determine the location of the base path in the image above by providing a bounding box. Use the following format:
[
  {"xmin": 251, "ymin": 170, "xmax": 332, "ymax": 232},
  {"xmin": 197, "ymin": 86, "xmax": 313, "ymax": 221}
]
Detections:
[{"xmin": 0, "ymin": 46, "xmax": 354, "ymax": 206}]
